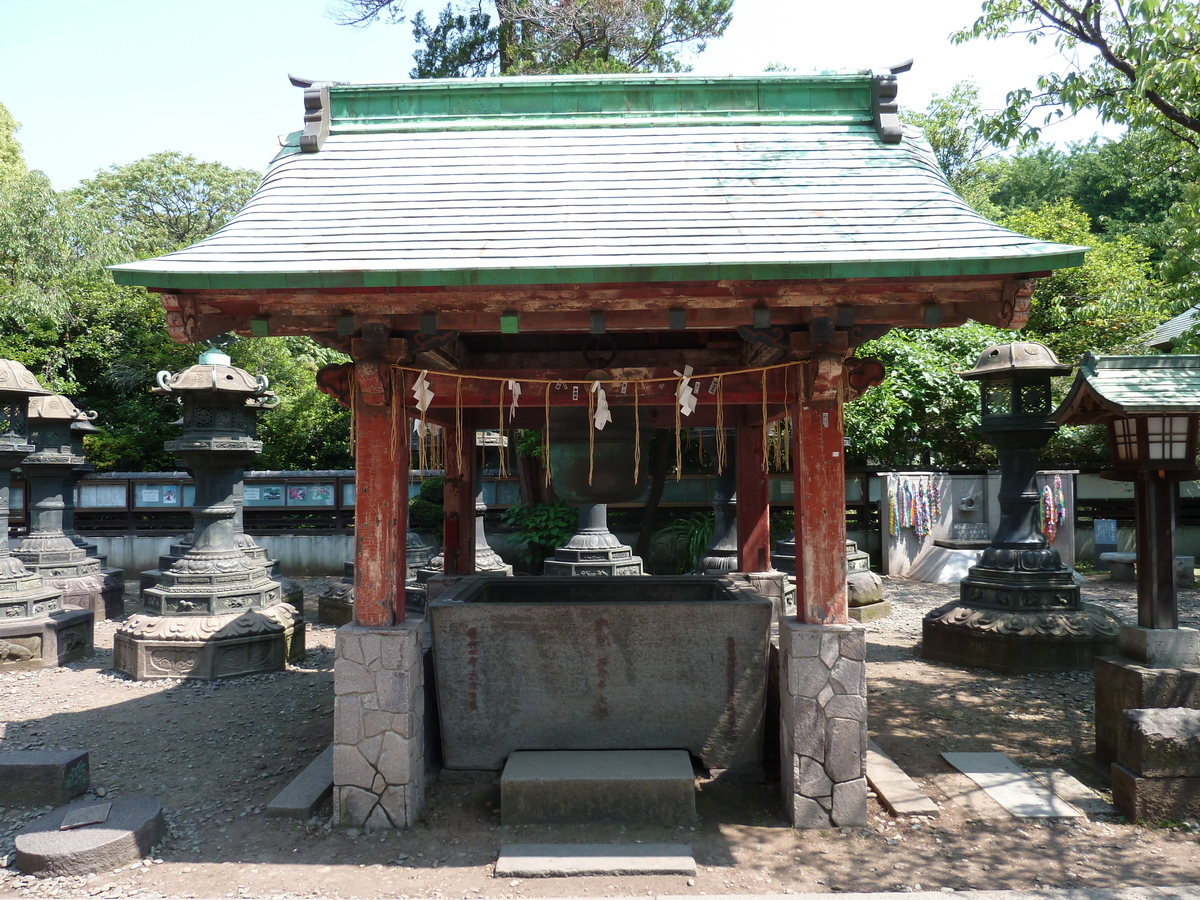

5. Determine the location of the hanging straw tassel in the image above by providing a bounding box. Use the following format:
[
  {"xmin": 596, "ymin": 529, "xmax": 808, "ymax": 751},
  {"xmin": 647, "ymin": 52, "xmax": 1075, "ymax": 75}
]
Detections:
[
  {"xmin": 542, "ymin": 385, "xmax": 552, "ymax": 488},
  {"xmin": 587, "ymin": 382, "xmax": 596, "ymax": 486},
  {"xmin": 497, "ymin": 381, "xmax": 507, "ymax": 478},
  {"xmin": 454, "ymin": 376, "xmax": 464, "ymax": 478},
  {"xmin": 761, "ymin": 369, "xmax": 769, "ymax": 473},
  {"xmin": 715, "ymin": 375, "xmax": 726, "ymax": 474},
  {"xmin": 633, "ymin": 382, "xmax": 641, "ymax": 485}
]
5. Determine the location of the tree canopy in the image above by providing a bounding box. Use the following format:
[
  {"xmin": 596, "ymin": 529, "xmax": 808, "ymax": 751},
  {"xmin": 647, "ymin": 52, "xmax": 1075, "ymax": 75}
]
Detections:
[
  {"xmin": 334, "ymin": 0, "xmax": 732, "ymax": 77},
  {"xmin": 953, "ymin": 0, "xmax": 1200, "ymax": 149}
]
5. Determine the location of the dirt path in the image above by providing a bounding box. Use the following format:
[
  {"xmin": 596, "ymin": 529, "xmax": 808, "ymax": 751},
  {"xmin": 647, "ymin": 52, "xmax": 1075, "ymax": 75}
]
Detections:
[{"xmin": 2, "ymin": 576, "xmax": 1199, "ymax": 899}]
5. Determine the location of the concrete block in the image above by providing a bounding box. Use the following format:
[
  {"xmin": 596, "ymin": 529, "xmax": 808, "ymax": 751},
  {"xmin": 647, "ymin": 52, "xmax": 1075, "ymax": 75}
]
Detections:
[
  {"xmin": 267, "ymin": 745, "xmax": 333, "ymax": 818},
  {"xmin": 0, "ymin": 750, "xmax": 89, "ymax": 807},
  {"xmin": 14, "ymin": 795, "xmax": 164, "ymax": 877},
  {"xmin": 1112, "ymin": 762, "xmax": 1200, "ymax": 822},
  {"xmin": 1117, "ymin": 708, "xmax": 1200, "ymax": 777},
  {"xmin": 1118, "ymin": 625, "xmax": 1200, "ymax": 668},
  {"xmin": 1094, "ymin": 656, "xmax": 1200, "ymax": 763},
  {"xmin": 501, "ymin": 750, "xmax": 695, "ymax": 826}
]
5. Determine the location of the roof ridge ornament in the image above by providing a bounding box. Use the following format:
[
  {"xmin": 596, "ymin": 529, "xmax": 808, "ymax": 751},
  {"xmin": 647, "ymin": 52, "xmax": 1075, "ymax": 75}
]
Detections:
[
  {"xmin": 871, "ymin": 72, "xmax": 903, "ymax": 144},
  {"xmin": 290, "ymin": 74, "xmax": 347, "ymax": 154}
]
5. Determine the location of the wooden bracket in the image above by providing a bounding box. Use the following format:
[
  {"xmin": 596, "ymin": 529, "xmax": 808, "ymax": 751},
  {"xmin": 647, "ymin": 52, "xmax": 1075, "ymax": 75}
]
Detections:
[
  {"xmin": 846, "ymin": 324, "xmax": 892, "ymax": 348},
  {"xmin": 410, "ymin": 330, "xmax": 466, "ymax": 370},
  {"xmin": 351, "ymin": 323, "xmax": 410, "ymax": 365},
  {"xmin": 845, "ymin": 356, "xmax": 887, "ymax": 401},
  {"xmin": 315, "ymin": 362, "xmax": 353, "ymax": 408},
  {"xmin": 1000, "ymin": 279, "xmax": 1035, "ymax": 330},
  {"xmin": 737, "ymin": 324, "xmax": 789, "ymax": 366},
  {"xmin": 788, "ymin": 329, "xmax": 849, "ymax": 359}
]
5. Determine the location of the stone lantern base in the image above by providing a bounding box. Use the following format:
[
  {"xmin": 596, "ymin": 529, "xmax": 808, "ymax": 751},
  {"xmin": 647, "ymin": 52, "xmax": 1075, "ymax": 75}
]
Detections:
[
  {"xmin": 542, "ymin": 502, "xmax": 643, "ymax": 576},
  {"xmin": 923, "ymin": 569, "xmax": 1119, "ymax": 674},
  {"xmin": 140, "ymin": 535, "xmax": 303, "ymax": 610},
  {"xmin": 37, "ymin": 570, "xmax": 125, "ymax": 620},
  {"xmin": 0, "ymin": 607, "xmax": 93, "ymax": 671},
  {"xmin": 113, "ymin": 603, "xmax": 304, "ymax": 681}
]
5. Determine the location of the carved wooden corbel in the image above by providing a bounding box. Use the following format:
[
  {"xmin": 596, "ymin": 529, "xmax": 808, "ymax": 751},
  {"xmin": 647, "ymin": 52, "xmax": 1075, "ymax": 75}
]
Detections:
[
  {"xmin": 845, "ymin": 356, "xmax": 887, "ymax": 401},
  {"xmin": 316, "ymin": 362, "xmax": 353, "ymax": 408},
  {"xmin": 1000, "ymin": 279, "xmax": 1035, "ymax": 330}
]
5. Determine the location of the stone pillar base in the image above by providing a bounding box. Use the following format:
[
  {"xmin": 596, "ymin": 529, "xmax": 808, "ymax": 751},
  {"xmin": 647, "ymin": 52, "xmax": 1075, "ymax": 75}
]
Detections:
[
  {"xmin": 0, "ymin": 607, "xmax": 93, "ymax": 671},
  {"xmin": 778, "ymin": 619, "xmax": 867, "ymax": 828},
  {"xmin": 43, "ymin": 569, "xmax": 125, "ymax": 620},
  {"xmin": 334, "ymin": 622, "xmax": 426, "ymax": 828},
  {"xmin": 112, "ymin": 603, "xmax": 303, "ymax": 681},
  {"xmin": 1095, "ymin": 652, "xmax": 1200, "ymax": 764}
]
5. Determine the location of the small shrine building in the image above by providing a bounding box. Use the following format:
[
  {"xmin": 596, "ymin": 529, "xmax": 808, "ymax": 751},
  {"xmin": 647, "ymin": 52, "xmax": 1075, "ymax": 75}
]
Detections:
[{"xmin": 113, "ymin": 72, "xmax": 1085, "ymax": 829}]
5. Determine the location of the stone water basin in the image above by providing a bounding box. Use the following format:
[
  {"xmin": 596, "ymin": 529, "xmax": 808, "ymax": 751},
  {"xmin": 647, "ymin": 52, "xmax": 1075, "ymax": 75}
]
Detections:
[{"xmin": 428, "ymin": 575, "xmax": 772, "ymax": 772}]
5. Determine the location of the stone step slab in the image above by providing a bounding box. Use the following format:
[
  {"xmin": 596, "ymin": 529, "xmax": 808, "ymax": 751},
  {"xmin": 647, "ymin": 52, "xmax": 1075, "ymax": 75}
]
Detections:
[
  {"xmin": 494, "ymin": 842, "xmax": 696, "ymax": 877},
  {"xmin": 1117, "ymin": 708, "xmax": 1200, "ymax": 777},
  {"xmin": 0, "ymin": 750, "xmax": 89, "ymax": 808},
  {"xmin": 865, "ymin": 739, "xmax": 939, "ymax": 817},
  {"xmin": 942, "ymin": 752, "xmax": 1085, "ymax": 818},
  {"xmin": 266, "ymin": 744, "xmax": 333, "ymax": 818},
  {"xmin": 500, "ymin": 749, "xmax": 695, "ymax": 826}
]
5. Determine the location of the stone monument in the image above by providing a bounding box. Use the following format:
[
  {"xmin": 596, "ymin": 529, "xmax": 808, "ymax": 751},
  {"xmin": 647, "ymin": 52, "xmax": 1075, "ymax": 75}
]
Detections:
[
  {"xmin": 0, "ymin": 361, "xmax": 93, "ymax": 670},
  {"xmin": 922, "ymin": 342, "xmax": 1119, "ymax": 673},
  {"xmin": 114, "ymin": 349, "xmax": 303, "ymax": 680},
  {"xmin": 14, "ymin": 396, "xmax": 124, "ymax": 619}
]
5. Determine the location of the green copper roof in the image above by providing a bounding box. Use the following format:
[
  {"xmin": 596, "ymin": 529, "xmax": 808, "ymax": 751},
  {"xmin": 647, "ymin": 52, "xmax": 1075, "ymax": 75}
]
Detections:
[
  {"xmin": 111, "ymin": 73, "xmax": 1086, "ymax": 292},
  {"xmin": 1055, "ymin": 353, "xmax": 1200, "ymax": 424}
]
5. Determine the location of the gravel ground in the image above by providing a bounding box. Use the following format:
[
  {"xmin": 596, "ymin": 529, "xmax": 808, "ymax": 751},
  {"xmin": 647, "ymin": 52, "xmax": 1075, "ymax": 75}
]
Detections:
[{"xmin": 1, "ymin": 573, "xmax": 1199, "ymax": 899}]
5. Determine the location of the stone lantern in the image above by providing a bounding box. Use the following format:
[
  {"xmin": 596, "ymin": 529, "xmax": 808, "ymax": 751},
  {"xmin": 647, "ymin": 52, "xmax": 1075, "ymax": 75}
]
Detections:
[
  {"xmin": 114, "ymin": 348, "xmax": 303, "ymax": 680},
  {"xmin": 0, "ymin": 361, "xmax": 93, "ymax": 670},
  {"xmin": 15, "ymin": 396, "xmax": 124, "ymax": 618},
  {"xmin": 922, "ymin": 342, "xmax": 1119, "ymax": 673}
]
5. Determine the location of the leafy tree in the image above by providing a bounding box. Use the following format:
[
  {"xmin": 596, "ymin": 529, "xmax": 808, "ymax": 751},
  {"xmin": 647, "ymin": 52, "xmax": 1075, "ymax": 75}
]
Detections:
[
  {"xmin": 901, "ymin": 81, "xmax": 997, "ymax": 205},
  {"xmin": 846, "ymin": 323, "xmax": 1010, "ymax": 468},
  {"xmin": 334, "ymin": 0, "xmax": 732, "ymax": 77},
  {"xmin": 71, "ymin": 151, "xmax": 260, "ymax": 258},
  {"xmin": 953, "ymin": 0, "xmax": 1200, "ymax": 149},
  {"xmin": 0, "ymin": 102, "xmax": 26, "ymax": 186},
  {"xmin": 1002, "ymin": 198, "xmax": 1166, "ymax": 362}
]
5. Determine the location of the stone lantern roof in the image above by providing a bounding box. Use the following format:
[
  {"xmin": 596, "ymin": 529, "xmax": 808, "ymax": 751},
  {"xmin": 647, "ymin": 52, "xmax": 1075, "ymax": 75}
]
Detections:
[
  {"xmin": 960, "ymin": 341, "xmax": 1072, "ymax": 380},
  {"xmin": 0, "ymin": 360, "xmax": 51, "ymax": 398}
]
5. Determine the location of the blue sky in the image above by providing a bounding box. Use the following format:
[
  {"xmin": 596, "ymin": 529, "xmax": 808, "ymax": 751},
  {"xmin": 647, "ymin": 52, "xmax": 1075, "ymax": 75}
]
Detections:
[{"xmin": 0, "ymin": 0, "xmax": 1117, "ymax": 189}]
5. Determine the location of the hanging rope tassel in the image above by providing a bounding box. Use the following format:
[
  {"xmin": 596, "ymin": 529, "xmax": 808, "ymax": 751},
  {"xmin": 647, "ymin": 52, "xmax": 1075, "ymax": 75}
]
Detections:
[
  {"xmin": 497, "ymin": 381, "xmax": 507, "ymax": 478},
  {"xmin": 761, "ymin": 369, "xmax": 769, "ymax": 473},
  {"xmin": 633, "ymin": 382, "xmax": 641, "ymax": 485},
  {"xmin": 542, "ymin": 386, "xmax": 552, "ymax": 488}
]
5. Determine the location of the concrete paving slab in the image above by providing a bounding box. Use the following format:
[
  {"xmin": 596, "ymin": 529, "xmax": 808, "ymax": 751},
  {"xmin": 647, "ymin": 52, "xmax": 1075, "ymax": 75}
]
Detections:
[
  {"xmin": 1028, "ymin": 766, "xmax": 1118, "ymax": 816},
  {"xmin": 942, "ymin": 752, "xmax": 1085, "ymax": 818},
  {"xmin": 494, "ymin": 842, "xmax": 696, "ymax": 877},
  {"xmin": 866, "ymin": 738, "xmax": 940, "ymax": 817},
  {"xmin": 267, "ymin": 744, "xmax": 333, "ymax": 818}
]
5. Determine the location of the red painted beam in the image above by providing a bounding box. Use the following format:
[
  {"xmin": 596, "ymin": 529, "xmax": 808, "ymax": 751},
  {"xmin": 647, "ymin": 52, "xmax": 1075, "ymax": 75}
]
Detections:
[
  {"xmin": 792, "ymin": 391, "xmax": 849, "ymax": 624},
  {"xmin": 736, "ymin": 410, "xmax": 771, "ymax": 573}
]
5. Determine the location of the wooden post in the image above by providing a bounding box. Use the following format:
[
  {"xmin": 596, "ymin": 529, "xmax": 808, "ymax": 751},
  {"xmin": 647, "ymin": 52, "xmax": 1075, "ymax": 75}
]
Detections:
[
  {"xmin": 736, "ymin": 410, "xmax": 771, "ymax": 573},
  {"xmin": 352, "ymin": 360, "xmax": 407, "ymax": 626},
  {"xmin": 442, "ymin": 413, "xmax": 476, "ymax": 575},
  {"xmin": 1135, "ymin": 473, "xmax": 1179, "ymax": 629},
  {"xmin": 792, "ymin": 356, "xmax": 849, "ymax": 624}
]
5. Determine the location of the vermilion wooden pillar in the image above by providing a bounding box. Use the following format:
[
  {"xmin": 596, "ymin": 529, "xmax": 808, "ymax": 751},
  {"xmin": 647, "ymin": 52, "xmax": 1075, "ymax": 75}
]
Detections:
[
  {"xmin": 791, "ymin": 357, "xmax": 849, "ymax": 624},
  {"xmin": 736, "ymin": 410, "xmax": 771, "ymax": 573},
  {"xmin": 441, "ymin": 413, "xmax": 476, "ymax": 576},
  {"xmin": 352, "ymin": 360, "xmax": 409, "ymax": 626}
]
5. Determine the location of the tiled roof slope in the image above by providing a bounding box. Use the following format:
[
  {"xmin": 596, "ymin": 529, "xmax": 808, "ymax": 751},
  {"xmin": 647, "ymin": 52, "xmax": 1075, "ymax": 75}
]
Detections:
[
  {"xmin": 1055, "ymin": 352, "xmax": 1200, "ymax": 424},
  {"xmin": 111, "ymin": 74, "xmax": 1086, "ymax": 291},
  {"xmin": 1146, "ymin": 304, "xmax": 1200, "ymax": 349}
]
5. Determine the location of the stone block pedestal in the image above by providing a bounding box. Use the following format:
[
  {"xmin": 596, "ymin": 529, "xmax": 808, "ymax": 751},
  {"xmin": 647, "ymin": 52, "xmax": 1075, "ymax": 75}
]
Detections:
[
  {"xmin": 0, "ymin": 607, "xmax": 93, "ymax": 670},
  {"xmin": 778, "ymin": 619, "xmax": 867, "ymax": 828},
  {"xmin": 1112, "ymin": 708, "xmax": 1200, "ymax": 821},
  {"xmin": 333, "ymin": 622, "xmax": 426, "ymax": 828}
]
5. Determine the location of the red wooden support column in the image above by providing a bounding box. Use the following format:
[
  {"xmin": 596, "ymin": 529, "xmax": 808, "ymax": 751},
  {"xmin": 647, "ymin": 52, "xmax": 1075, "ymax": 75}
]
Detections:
[
  {"xmin": 791, "ymin": 354, "xmax": 849, "ymax": 624},
  {"xmin": 736, "ymin": 409, "xmax": 771, "ymax": 573},
  {"xmin": 442, "ymin": 412, "xmax": 476, "ymax": 576},
  {"xmin": 352, "ymin": 359, "xmax": 409, "ymax": 626}
]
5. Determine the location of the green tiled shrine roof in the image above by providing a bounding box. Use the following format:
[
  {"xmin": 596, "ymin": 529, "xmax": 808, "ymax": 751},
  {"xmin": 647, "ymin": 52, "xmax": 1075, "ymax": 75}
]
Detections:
[
  {"xmin": 1055, "ymin": 353, "xmax": 1200, "ymax": 424},
  {"xmin": 111, "ymin": 74, "xmax": 1086, "ymax": 292}
]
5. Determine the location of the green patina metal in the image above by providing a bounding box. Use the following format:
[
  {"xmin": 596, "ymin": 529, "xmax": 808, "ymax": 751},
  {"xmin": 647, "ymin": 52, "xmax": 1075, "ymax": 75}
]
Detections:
[
  {"xmin": 1056, "ymin": 353, "xmax": 1200, "ymax": 422},
  {"xmin": 110, "ymin": 73, "xmax": 1086, "ymax": 293}
]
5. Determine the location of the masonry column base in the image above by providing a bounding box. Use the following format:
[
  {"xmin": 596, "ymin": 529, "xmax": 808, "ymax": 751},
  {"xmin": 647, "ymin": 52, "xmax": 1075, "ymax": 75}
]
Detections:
[
  {"xmin": 334, "ymin": 622, "xmax": 426, "ymax": 828},
  {"xmin": 778, "ymin": 619, "xmax": 867, "ymax": 828}
]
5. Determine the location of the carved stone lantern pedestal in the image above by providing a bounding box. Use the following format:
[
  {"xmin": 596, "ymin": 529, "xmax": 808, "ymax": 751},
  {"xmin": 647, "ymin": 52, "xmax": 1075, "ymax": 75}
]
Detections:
[
  {"xmin": 15, "ymin": 396, "xmax": 124, "ymax": 619},
  {"xmin": 114, "ymin": 350, "xmax": 303, "ymax": 681},
  {"xmin": 0, "ymin": 362, "xmax": 92, "ymax": 671},
  {"xmin": 922, "ymin": 343, "xmax": 1118, "ymax": 673},
  {"xmin": 543, "ymin": 502, "xmax": 643, "ymax": 575},
  {"xmin": 317, "ymin": 531, "xmax": 436, "ymax": 626}
]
